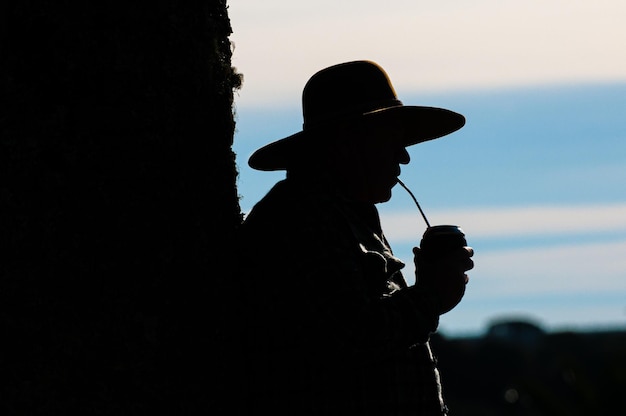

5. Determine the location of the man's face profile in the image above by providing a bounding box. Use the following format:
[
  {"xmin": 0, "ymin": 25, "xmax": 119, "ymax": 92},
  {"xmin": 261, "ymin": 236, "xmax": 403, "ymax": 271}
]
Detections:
[{"xmin": 333, "ymin": 124, "xmax": 410, "ymax": 204}]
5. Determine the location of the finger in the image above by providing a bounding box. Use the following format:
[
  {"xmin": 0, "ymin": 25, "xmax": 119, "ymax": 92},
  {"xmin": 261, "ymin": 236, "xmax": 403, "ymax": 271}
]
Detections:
[
  {"xmin": 464, "ymin": 258, "xmax": 474, "ymax": 272},
  {"xmin": 446, "ymin": 247, "xmax": 474, "ymax": 261}
]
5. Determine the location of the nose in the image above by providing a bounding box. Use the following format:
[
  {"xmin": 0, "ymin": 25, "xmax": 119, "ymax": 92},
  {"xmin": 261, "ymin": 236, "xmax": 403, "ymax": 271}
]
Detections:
[{"xmin": 397, "ymin": 147, "xmax": 410, "ymax": 165}]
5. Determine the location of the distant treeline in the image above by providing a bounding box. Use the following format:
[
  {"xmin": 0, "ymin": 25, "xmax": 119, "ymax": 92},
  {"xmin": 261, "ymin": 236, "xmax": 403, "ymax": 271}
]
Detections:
[{"xmin": 432, "ymin": 321, "xmax": 626, "ymax": 415}]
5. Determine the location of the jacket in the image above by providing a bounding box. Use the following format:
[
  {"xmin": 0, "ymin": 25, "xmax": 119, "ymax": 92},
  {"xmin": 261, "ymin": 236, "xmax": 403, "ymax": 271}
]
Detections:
[{"xmin": 237, "ymin": 176, "xmax": 448, "ymax": 415}]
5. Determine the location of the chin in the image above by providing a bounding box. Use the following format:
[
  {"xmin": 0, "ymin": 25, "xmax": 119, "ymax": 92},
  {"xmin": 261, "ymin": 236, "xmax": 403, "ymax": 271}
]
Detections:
[{"xmin": 374, "ymin": 190, "xmax": 393, "ymax": 204}]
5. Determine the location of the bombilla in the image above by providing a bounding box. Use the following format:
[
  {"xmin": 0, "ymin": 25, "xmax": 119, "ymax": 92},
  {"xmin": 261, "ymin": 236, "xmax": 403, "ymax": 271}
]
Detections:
[{"xmin": 396, "ymin": 178, "xmax": 431, "ymax": 228}]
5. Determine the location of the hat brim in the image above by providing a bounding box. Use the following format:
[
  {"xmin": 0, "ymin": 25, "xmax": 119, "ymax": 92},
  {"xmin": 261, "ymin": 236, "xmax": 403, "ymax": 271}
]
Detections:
[{"xmin": 248, "ymin": 105, "xmax": 465, "ymax": 171}]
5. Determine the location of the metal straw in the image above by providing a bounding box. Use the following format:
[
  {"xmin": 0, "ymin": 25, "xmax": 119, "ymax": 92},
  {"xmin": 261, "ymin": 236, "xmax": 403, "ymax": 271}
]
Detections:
[{"xmin": 396, "ymin": 178, "xmax": 431, "ymax": 228}]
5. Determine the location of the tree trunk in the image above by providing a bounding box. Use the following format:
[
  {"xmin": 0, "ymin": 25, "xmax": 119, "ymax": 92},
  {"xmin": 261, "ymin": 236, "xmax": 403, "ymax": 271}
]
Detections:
[{"xmin": 1, "ymin": 1, "xmax": 242, "ymax": 413}]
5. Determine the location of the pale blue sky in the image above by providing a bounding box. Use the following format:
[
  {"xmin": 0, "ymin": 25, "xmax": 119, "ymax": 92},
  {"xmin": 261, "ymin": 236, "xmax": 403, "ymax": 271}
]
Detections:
[{"xmin": 228, "ymin": 1, "xmax": 626, "ymax": 336}]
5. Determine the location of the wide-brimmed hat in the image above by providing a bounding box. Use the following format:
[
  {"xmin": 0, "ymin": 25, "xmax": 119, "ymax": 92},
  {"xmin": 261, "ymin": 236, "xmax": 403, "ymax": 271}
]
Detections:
[{"xmin": 248, "ymin": 60, "xmax": 465, "ymax": 171}]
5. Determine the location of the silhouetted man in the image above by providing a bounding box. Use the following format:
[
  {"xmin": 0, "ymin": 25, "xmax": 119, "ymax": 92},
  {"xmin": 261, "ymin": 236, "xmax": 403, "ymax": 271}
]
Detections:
[{"xmin": 237, "ymin": 60, "xmax": 474, "ymax": 415}]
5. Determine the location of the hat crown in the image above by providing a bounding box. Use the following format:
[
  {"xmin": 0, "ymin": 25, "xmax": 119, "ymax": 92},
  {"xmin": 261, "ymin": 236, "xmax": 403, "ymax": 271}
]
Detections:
[{"xmin": 302, "ymin": 61, "xmax": 402, "ymax": 130}]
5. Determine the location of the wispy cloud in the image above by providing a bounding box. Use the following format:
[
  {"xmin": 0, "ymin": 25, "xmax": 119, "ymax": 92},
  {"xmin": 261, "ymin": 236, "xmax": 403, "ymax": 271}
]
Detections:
[
  {"xmin": 383, "ymin": 203, "xmax": 626, "ymax": 300},
  {"xmin": 470, "ymin": 240, "xmax": 626, "ymax": 296},
  {"xmin": 393, "ymin": 237, "xmax": 626, "ymax": 294},
  {"xmin": 380, "ymin": 203, "xmax": 626, "ymax": 241},
  {"xmin": 438, "ymin": 239, "xmax": 626, "ymax": 334},
  {"xmin": 229, "ymin": 0, "xmax": 626, "ymax": 105}
]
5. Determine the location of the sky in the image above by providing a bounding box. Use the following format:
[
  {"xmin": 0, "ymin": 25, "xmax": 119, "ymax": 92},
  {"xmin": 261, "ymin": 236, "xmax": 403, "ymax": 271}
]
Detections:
[{"xmin": 227, "ymin": 0, "xmax": 626, "ymax": 336}]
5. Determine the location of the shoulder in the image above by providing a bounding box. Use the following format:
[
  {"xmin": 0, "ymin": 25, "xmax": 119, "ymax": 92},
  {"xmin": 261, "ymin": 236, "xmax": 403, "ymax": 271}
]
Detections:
[
  {"xmin": 240, "ymin": 179, "xmax": 353, "ymax": 248},
  {"xmin": 244, "ymin": 179, "xmax": 340, "ymax": 225}
]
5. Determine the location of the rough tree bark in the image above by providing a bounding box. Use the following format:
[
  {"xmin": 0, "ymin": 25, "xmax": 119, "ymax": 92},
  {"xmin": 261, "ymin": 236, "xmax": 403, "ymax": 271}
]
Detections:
[{"xmin": 1, "ymin": 1, "xmax": 242, "ymax": 413}]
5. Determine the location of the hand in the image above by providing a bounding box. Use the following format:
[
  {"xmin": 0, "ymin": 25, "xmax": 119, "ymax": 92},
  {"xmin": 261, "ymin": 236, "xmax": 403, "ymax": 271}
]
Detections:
[{"xmin": 413, "ymin": 245, "xmax": 474, "ymax": 315}]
